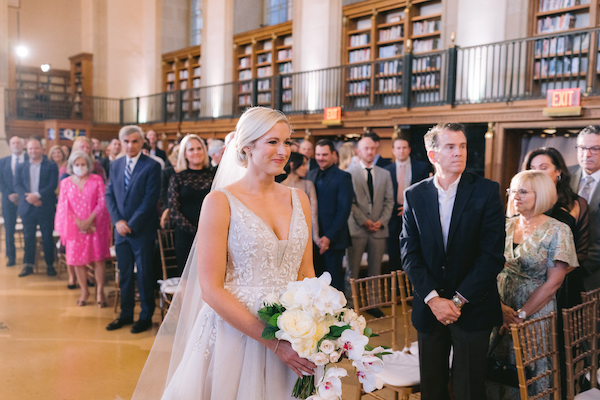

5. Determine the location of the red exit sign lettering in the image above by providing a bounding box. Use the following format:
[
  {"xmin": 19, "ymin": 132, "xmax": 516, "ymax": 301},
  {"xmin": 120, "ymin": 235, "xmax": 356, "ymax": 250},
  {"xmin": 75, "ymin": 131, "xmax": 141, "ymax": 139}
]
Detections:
[{"xmin": 547, "ymin": 88, "xmax": 580, "ymax": 108}]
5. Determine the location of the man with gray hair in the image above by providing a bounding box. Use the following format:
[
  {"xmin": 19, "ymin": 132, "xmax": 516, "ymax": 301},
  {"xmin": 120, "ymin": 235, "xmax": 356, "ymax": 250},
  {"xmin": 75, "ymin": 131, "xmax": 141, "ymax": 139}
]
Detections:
[
  {"xmin": 208, "ymin": 139, "xmax": 225, "ymax": 168},
  {"xmin": 401, "ymin": 123, "xmax": 505, "ymax": 400},
  {"xmin": 105, "ymin": 125, "xmax": 161, "ymax": 334},
  {"xmin": 570, "ymin": 125, "xmax": 600, "ymax": 289}
]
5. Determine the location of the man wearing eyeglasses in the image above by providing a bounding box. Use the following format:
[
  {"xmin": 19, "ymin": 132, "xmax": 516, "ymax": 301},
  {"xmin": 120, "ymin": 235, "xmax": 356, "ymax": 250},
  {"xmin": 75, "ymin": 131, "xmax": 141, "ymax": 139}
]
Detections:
[{"xmin": 570, "ymin": 125, "xmax": 600, "ymax": 290}]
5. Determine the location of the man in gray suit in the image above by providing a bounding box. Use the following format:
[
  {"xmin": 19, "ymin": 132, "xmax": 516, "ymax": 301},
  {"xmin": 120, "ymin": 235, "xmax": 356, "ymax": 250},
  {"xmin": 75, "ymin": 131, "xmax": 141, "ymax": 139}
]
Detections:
[
  {"xmin": 346, "ymin": 136, "xmax": 394, "ymax": 302},
  {"xmin": 570, "ymin": 125, "xmax": 600, "ymax": 290}
]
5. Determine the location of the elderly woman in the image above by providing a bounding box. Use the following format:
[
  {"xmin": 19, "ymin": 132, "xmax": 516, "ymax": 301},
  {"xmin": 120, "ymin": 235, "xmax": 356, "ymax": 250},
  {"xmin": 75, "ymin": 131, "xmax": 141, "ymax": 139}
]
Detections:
[
  {"xmin": 486, "ymin": 170, "xmax": 579, "ymax": 399},
  {"xmin": 168, "ymin": 135, "xmax": 214, "ymax": 275},
  {"xmin": 55, "ymin": 151, "xmax": 111, "ymax": 307},
  {"xmin": 281, "ymin": 152, "xmax": 319, "ymax": 243},
  {"xmin": 60, "ymin": 137, "xmax": 107, "ymax": 183}
]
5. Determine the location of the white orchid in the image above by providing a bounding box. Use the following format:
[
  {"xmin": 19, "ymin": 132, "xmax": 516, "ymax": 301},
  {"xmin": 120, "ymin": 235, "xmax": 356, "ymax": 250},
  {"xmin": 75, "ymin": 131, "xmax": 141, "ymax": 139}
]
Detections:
[
  {"xmin": 316, "ymin": 367, "xmax": 347, "ymax": 399},
  {"xmin": 313, "ymin": 286, "xmax": 346, "ymax": 317},
  {"xmin": 353, "ymin": 355, "xmax": 384, "ymax": 374},
  {"xmin": 337, "ymin": 329, "xmax": 369, "ymax": 361},
  {"xmin": 294, "ymin": 277, "xmax": 323, "ymax": 311},
  {"xmin": 355, "ymin": 368, "xmax": 384, "ymax": 393}
]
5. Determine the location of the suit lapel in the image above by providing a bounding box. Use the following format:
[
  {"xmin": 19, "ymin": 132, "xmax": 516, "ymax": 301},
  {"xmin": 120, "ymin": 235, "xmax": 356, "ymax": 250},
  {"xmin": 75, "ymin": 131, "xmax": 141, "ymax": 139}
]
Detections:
[
  {"xmin": 571, "ymin": 167, "xmax": 582, "ymax": 193},
  {"xmin": 422, "ymin": 180, "xmax": 444, "ymax": 253},
  {"xmin": 447, "ymin": 173, "xmax": 475, "ymax": 250},
  {"xmin": 125, "ymin": 155, "xmax": 145, "ymax": 197}
]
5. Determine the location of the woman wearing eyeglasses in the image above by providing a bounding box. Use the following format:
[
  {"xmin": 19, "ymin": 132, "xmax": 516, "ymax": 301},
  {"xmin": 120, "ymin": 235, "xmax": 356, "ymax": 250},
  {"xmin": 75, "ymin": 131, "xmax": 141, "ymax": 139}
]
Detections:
[{"xmin": 486, "ymin": 170, "xmax": 578, "ymax": 399}]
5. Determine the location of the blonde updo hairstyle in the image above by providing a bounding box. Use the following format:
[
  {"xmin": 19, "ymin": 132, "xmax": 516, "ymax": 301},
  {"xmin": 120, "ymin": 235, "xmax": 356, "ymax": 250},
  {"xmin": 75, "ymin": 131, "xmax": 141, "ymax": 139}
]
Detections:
[{"xmin": 234, "ymin": 107, "xmax": 291, "ymax": 168}]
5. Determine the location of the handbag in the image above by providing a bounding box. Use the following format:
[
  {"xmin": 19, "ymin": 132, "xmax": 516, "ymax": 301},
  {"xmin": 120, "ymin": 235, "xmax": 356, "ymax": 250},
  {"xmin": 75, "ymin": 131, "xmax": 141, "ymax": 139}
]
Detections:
[{"xmin": 486, "ymin": 333, "xmax": 532, "ymax": 388}]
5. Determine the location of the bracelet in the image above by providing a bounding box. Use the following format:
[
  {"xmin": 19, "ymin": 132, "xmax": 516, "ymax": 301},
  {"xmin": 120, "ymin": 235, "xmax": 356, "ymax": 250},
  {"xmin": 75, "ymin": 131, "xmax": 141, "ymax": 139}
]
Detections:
[{"xmin": 274, "ymin": 339, "xmax": 281, "ymax": 354}]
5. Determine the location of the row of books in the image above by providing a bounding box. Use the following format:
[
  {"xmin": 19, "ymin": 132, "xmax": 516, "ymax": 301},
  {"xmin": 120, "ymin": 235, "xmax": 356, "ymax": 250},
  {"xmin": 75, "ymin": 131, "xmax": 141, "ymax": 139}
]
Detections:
[
  {"xmin": 257, "ymin": 79, "xmax": 270, "ymax": 91},
  {"xmin": 179, "ymin": 81, "xmax": 188, "ymax": 90},
  {"xmin": 413, "ymin": 56, "xmax": 442, "ymax": 72},
  {"xmin": 282, "ymin": 89, "xmax": 292, "ymax": 102},
  {"xmin": 379, "ymin": 26, "xmax": 403, "ymax": 42},
  {"xmin": 193, "ymin": 67, "xmax": 201, "ymax": 77},
  {"xmin": 166, "ymin": 93, "xmax": 175, "ymax": 102},
  {"xmin": 239, "ymin": 95, "xmax": 252, "ymax": 106},
  {"xmin": 257, "ymin": 53, "xmax": 272, "ymax": 64},
  {"xmin": 239, "ymin": 70, "xmax": 252, "ymax": 80},
  {"xmin": 239, "ymin": 57, "xmax": 252, "ymax": 69},
  {"xmin": 379, "ymin": 44, "xmax": 404, "ymax": 59},
  {"xmin": 352, "ymin": 97, "xmax": 370, "ymax": 108},
  {"xmin": 379, "ymin": 94, "xmax": 402, "ymax": 106},
  {"xmin": 534, "ymin": 56, "xmax": 588, "ymax": 77},
  {"xmin": 282, "ymin": 104, "xmax": 292, "ymax": 112},
  {"xmin": 348, "ymin": 81, "xmax": 370, "ymax": 95},
  {"xmin": 181, "ymin": 89, "xmax": 201, "ymax": 100},
  {"xmin": 349, "ymin": 64, "xmax": 372, "ymax": 79},
  {"xmin": 537, "ymin": 13, "xmax": 576, "ymax": 34},
  {"xmin": 413, "ymin": 38, "xmax": 440, "ymax": 53},
  {"xmin": 377, "ymin": 77, "xmax": 402, "ymax": 93},
  {"xmin": 349, "ymin": 48, "xmax": 371, "ymax": 63},
  {"xmin": 257, "ymin": 93, "xmax": 271, "ymax": 104},
  {"xmin": 413, "ymin": 20, "xmax": 441, "ymax": 36},
  {"xmin": 534, "ymin": 33, "xmax": 589, "ymax": 57},
  {"xmin": 166, "ymin": 72, "xmax": 175, "ymax": 82},
  {"xmin": 278, "ymin": 49, "xmax": 292, "ymax": 60},
  {"xmin": 257, "ymin": 66, "xmax": 273, "ymax": 78},
  {"xmin": 411, "ymin": 73, "xmax": 440, "ymax": 90},
  {"xmin": 282, "ymin": 76, "xmax": 292, "ymax": 89},
  {"xmin": 539, "ymin": 0, "xmax": 581, "ymax": 12},
  {"xmin": 279, "ymin": 62, "xmax": 293, "ymax": 74},
  {"xmin": 350, "ymin": 33, "xmax": 370, "ymax": 47},
  {"xmin": 192, "ymin": 78, "xmax": 201, "ymax": 88},
  {"xmin": 179, "ymin": 70, "xmax": 189, "ymax": 79},
  {"xmin": 379, "ymin": 59, "xmax": 402, "ymax": 75}
]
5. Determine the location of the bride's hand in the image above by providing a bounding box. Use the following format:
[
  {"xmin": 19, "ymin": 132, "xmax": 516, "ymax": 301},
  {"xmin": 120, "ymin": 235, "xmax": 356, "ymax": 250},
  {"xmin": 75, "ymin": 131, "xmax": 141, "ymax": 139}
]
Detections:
[{"xmin": 272, "ymin": 340, "xmax": 316, "ymax": 378}]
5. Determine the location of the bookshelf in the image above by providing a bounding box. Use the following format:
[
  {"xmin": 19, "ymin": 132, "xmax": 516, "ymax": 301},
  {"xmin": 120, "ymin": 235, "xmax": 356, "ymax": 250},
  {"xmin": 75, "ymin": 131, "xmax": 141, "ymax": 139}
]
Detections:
[
  {"xmin": 409, "ymin": 0, "xmax": 442, "ymax": 54},
  {"xmin": 15, "ymin": 65, "xmax": 70, "ymax": 120},
  {"xmin": 343, "ymin": 0, "xmax": 409, "ymax": 108},
  {"xmin": 233, "ymin": 21, "xmax": 292, "ymax": 114},
  {"xmin": 162, "ymin": 45, "xmax": 201, "ymax": 121},
  {"xmin": 533, "ymin": 0, "xmax": 596, "ymax": 35},
  {"xmin": 69, "ymin": 53, "xmax": 93, "ymax": 120}
]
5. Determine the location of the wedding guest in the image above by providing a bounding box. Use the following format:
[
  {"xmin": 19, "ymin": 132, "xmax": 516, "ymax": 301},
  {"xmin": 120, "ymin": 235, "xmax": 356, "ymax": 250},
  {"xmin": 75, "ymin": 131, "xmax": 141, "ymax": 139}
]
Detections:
[
  {"xmin": 61, "ymin": 145, "xmax": 71, "ymax": 159},
  {"xmin": 146, "ymin": 130, "xmax": 167, "ymax": 162},
  {"xmin": 168, "ymin": 134, "xmax": 214, "ymax": 275},
  {"xmin": 55, "ymin": 151, "xmax": 111, "ymax": 307},
  {"xmin": 63, "ymin": 137, "xmax": 107, "ymax": 183},
  {"xmin": 160, "ymin": 144, "xmax": 180, "ymax": 229},
  {"xmin": 486, "ymin": 170, "xmax": 578, "ymax": 399},
  {"xmin": 300, "ymin": 140, "xmax": 319, "ymax": 170},
  {"xmin": 208, "ymin": 139, "xmax": 225, "ymax": 169},
  {"xmin": 91, "ymin": 138, "xmax": 103, "ymax": 160},
  {"xmin": 364, "ymin": 132, "xmax": 391, "ymax": 168},
  {"xmin": 102, "ymin": 138, "xmax": 123, "ymax": 179},
  {"xmin": 143, "ymin": 141, "xmax": 165, "ymax": 169},
  {"xmin": 105, "ymin": 125, "xmax": 161, "ymax": 334},
  {"xmin": 282, "ymin": 152, "xmax": 319, "ymax": 242},
  {"xmin": 15, "ymin": 137, "xmax": 59, "ymax": 277},
  {"xmin": 49, "ymin": 145, "xmax": 68, "ymax": 177},
  {"xmin": 338, "ymin": 142, "xmax": 357, "ymax": 171},
  {"xmin": 0, "ymin": 136, "xmax": 27, "ymax": 267}
]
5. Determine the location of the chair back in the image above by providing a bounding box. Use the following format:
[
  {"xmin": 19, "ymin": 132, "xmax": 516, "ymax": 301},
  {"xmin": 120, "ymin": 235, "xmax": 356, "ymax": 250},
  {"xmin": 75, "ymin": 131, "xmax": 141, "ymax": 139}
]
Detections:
[
  {"xmin": 563, "ymin": 300, "xmax": 598, "ymax": 400},
  {"xmin": 397, "ymin": 271, "xmax": 415, "ymax": 350},
  {"xmin": 157, "ymin": 229, "xmax": 178, "ymax": 280},
  {"xmin": 582, "ymin": 288, "xmax": 600, "ymax": 325},
  {"xmin": 350, "ymin": 271, "xmax": 398, "ymax": 351},
  {"xmin": 510, "ymin": 312, "xmax": 560, "ymax": 400}
]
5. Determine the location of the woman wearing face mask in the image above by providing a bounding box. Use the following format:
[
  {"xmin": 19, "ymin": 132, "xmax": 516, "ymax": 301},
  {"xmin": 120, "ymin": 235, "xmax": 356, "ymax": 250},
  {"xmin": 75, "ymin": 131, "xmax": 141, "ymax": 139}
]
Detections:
[{"xmin": 55, "ymin": 151, "xmax": 111, "ymax": 307}]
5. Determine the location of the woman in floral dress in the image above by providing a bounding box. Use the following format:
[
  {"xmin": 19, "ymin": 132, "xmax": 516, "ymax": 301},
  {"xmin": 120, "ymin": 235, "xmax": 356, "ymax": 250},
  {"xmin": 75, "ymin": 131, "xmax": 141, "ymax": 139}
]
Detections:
[
  {"xmin": 55, "ymin": 151, "xmax": 111, "ymax": 307},
  {"xmin": 486, "ymin": 170, "xmax": 578, "ymax": 399}
]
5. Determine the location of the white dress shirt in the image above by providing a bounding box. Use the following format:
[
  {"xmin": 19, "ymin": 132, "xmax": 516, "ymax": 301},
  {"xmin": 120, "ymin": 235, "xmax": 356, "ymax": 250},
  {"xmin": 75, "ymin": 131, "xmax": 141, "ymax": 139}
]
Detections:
[
  {"xmin": 29, "ymin": 161, "xmax": 42, "ymax": 198},
  {"xmin": 125, "ymin": 151, "xmax": 142, "ymax": 174},
  {"xmin": 359, "ymin": 160, "xmax": 376, "ymax": 181},
  {"xmin": 11, "ymin": 153, "xmax": 24, "ymax": 175},
  {"xmin": 579, "ymin": 168, "xmax": 600, "ymax": 200},
  {"xmin": 396, "ymin": 158, "xmax": 412, "ymax": 190},
  {"xmin": 424, "ymin": 173, "xmax": 465, "ymax": 305}
]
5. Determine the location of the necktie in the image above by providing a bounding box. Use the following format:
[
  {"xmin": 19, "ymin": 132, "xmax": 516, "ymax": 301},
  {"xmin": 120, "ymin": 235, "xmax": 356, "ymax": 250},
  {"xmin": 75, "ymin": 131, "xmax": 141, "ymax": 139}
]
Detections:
[
  {"xmin": 124, "ymin": 160, "xmax": 133, "ymax": 189},
  {"xmin": 397, "ymin": 163, "xmax": 406, "ymax": 205},
  {"xmin": 366, "ymin": 168, "xmax": 374, "ymax": 204},
  {"xmin": 579, "ymin": 176, "xmax": 594, "ymax": 203}
]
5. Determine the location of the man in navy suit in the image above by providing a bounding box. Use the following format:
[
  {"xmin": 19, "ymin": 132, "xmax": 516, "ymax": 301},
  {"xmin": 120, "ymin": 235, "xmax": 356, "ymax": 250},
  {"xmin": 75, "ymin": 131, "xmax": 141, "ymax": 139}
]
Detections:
[
  {"xmin": 401, "ymin": 123, "xmax": 505, "ymax": 400},
  {"xmin": 15, "ymin": 138, "xmax": 58, "ymax": 277},
  {"xmin": 146, "ymin": 130, "xmax": 167, "ymax": 162},
  {"xmin": 384, "ymin": 136, "xmax": 432, "ymax": 272},
  {"xmin": 105, "ymin": 125, "xmax": 161, "ymax": 334},
  {"xmin": 307, "ymin": 139, "xmax": 354, "ymax": 291},
  {"xmin": 0, "ymin": 136, "xmax": 27, "ymax": 267}
]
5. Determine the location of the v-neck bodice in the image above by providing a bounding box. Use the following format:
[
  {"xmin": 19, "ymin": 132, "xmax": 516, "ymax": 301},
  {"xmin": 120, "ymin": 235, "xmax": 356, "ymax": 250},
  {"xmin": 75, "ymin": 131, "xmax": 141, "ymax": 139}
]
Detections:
[{"xmin": 217, "ymin": 188, "xmax": 308, "ymax": 314}]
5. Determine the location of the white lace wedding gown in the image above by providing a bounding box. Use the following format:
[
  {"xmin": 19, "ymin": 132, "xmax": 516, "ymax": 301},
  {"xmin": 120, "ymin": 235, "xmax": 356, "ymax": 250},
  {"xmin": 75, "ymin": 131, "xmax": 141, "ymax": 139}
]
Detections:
[{"xmin": 161, "ymin": 187, "xmax": 308, "ymax": 399}]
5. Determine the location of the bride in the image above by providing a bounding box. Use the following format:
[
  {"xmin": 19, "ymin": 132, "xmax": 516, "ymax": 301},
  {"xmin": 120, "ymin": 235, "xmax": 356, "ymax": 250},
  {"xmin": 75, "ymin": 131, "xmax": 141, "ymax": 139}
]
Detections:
[{"xmin": 132, "ymin": 107, "xmax": 317, "ymax": 399}]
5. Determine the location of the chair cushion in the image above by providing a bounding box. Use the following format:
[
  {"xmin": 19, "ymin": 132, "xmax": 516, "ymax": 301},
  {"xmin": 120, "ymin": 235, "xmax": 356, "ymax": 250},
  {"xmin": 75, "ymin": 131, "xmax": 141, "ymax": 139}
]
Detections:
[
  {"xmin": 376, "ymin": 342, "xmax": 420, "ymax": 386},
  {"xmin": 158, "ymin": 278, "xmax": 181, "ymax": 294},
  {"xmin": 575, "ymin": 388, "xmax": 600, "ymax": 399}
]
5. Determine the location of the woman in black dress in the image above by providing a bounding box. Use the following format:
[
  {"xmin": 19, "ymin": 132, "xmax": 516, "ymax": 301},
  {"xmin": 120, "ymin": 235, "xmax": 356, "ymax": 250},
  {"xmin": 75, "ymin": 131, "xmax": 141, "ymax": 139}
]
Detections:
[{"xmin": 168, "ymin": 135, "xmax": 214, "ymax": 275}]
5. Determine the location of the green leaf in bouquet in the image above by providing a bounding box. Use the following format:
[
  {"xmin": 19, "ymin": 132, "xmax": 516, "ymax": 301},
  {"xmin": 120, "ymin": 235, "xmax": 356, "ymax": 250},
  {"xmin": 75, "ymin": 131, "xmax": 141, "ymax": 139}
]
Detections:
[
  {"xmin": 326, "ymin": 324, "xmax": 352, "ymax": 339},
  {"xmin": 365, "ymin": 344, "xmax": 374, "ymax": 351},
  {"xmin": 363, "ymin": 327, "xmax": 373, "ymax": 337},
  {"xmin": 268, "ymin": 312, "xmax": 282, "ymax": 327},
  {"xmin": 261, "ymin": 324, "xmax": 279, "ymax": 340},
  {"xmin": 258, "ymin": 306, "xmax": 275, "ymax": 323}
]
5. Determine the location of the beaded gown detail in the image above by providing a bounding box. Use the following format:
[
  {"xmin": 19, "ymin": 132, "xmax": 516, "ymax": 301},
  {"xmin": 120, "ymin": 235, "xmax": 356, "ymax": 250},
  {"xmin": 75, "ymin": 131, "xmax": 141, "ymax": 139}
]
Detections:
[{"xmin": 161, "ymin": 187, "xmax": 308, "ymax": 399}]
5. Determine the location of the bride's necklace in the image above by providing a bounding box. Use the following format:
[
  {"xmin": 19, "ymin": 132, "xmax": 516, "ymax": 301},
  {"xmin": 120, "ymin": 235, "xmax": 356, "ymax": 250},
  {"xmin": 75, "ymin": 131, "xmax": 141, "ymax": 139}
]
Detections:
[{"xmin": 516, "ymin": 215, "xmax": 546, "ymax": 237}]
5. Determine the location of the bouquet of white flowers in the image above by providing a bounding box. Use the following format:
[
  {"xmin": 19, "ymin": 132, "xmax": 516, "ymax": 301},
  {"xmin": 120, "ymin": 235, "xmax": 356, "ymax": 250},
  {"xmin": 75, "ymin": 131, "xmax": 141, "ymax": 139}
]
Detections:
[{"xmin": 259, "ymin": 272, "xmax": 390, "ymax": 400}]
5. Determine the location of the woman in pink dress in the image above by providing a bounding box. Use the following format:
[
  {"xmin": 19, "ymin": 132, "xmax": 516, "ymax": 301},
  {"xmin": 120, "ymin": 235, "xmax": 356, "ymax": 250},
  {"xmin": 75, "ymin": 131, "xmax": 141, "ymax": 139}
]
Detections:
[{"xmin": 55, "ymin": 150, "xmax": 111, "ymax": 307}]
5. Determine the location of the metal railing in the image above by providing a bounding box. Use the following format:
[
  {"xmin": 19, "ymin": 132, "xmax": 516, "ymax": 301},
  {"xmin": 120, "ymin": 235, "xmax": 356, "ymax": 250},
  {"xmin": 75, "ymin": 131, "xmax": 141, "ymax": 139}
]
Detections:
[{"xmin": 6, "ymin": 27, "xmax": 600, "ymax": 125}]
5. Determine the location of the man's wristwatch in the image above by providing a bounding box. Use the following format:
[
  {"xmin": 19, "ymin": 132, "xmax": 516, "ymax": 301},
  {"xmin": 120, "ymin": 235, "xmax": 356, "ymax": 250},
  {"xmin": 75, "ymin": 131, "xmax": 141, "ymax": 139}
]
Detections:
[
  {"xmin": 517, "ymin": 309, "xmax": 527, "ymax": 319},
  {"xmin": 451, "ymin": 295, "xmax": 465, "ymax": 310}
]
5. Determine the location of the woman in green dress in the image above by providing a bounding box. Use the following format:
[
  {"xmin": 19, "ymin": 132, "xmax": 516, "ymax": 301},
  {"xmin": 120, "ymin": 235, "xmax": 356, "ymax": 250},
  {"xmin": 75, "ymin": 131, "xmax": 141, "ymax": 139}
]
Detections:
[{"xmin": 486, "ymin": 170, "xmax": 579, "ymax": 400}]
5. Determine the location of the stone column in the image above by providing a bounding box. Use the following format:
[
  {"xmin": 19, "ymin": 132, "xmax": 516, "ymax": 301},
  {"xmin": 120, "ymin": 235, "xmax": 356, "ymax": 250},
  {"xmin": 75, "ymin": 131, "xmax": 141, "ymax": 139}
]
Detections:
[
  {"xmin": 0, "ymin": 0, "xmax": 10, "ymax": 155},
  {"xmin": 201, "ymin": 0, "xmax": 233, "ymax": 117}
]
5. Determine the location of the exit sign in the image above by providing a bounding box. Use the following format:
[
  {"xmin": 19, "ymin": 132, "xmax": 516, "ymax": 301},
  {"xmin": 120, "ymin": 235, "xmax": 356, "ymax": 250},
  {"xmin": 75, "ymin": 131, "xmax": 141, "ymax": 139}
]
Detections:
[
  {"xmin": 323, "ymin": 107, "xmax": 342, "ymax": 126},
  {"xmin": 543, "ymin": 88, "xmax": 582, "ymax": 117}
]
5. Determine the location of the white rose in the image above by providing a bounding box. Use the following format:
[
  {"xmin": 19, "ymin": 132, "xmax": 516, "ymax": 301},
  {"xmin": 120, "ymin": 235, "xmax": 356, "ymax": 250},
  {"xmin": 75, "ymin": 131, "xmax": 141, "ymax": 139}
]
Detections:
[
  {"xmin": 278, "ymin": 309, "xmax": 317, "ymax": 340},
  {"xmin": 280, "ymin": 289, "xmax": 299, "ymax": 310},
  {"xmin": 292, "ymin": 338, "xmax": 319, "ymax": 358},
  {"xmin": 329, "ymin": 351, "xmax": 341, "ymax": 363},
  {"xmin": 263, "ymin": 292, "xmax": 280, "ymax": 307},
  {"xmin": 311, "ymin": 352, "xmax": 329, "ymax": 365},
  {"xmin": 319, "ymin": 340, "xmax": 336, "ymax": 354},
  {"xmin": 350, "ymin": 316, "xmax": 367, "ymax": 333},
  {"xmin": 343, "ymin": 309, "xmax": 358, "ymax": 324}
]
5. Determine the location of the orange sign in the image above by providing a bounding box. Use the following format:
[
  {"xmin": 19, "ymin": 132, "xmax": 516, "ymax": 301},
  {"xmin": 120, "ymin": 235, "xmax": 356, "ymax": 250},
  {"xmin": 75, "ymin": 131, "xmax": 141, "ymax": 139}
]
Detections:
[
  {"xmin": 547, "ymin": 88, "xmax": 580, "ymax": 108},
  {"xmin": 323, "ymin": 107, "xmax": 342, "ymax": 125}
]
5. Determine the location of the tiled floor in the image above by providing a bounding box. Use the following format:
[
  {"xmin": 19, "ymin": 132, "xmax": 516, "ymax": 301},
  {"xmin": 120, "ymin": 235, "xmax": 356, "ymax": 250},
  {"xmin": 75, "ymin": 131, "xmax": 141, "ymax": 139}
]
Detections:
[{"xmin": 0, "ymin": 252, "xmax": 412, "ymax": 400}]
